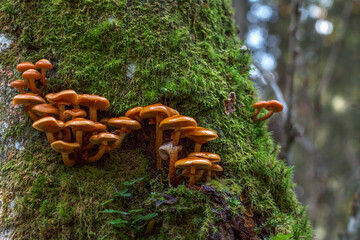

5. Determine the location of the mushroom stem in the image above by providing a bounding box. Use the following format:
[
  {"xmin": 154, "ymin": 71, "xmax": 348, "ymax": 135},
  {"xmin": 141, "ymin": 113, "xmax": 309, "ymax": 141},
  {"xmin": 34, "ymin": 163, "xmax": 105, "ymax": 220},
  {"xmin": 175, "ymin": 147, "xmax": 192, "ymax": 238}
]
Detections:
[
  {"xmin": 45, "ymin": 132, "xmax": 57, "ymax": 143},
  {"xmin": 253, "ymin": 110, "xmax": 274, "ymax": 122},
  {"xmin": 194, "ymin": 170, "xmax": 205, "ymax": 183},
  {"xmin": 156, "ymin": 114, "xmax": 165, "ymax": 170},
  {"xmin": 75, "ymin": 130, "xmax": 83, "ymax": 147},
  {"xmin": 252, "ymin": 108, "xmax": 262, "ymax": 118},
  {"xmin": 169, "ymin": 149, "xmax": 180, "ymax": 186},
  {"xmin": 109, "ymin": 133, "xmax": 127, "ymax": 151},
  {"xmin": 58, "ymin": 104, "xmax": 65, "ymax": 121},
  {"xmin": 61, "ymin": 152, "xmax": 75, "ymax": 167},
  {"xmin": 28, "ymin": 78, "xmax": 42, "ymax": 95},
  {"xmin": 86, "ymin": 145, "xmax": 109, "ymax": 162},
  {"xmin": 194, "ymin": 143, "xmax": 202, "ymax": 152},
  {"xmin": 173, "ymin": 127, "xmax": 181, "ymax": 146},
  {"xmin": 205, "ymin": 170, "xmax": 212, "ymax": 182},
  {"xmin": 24, "ymin": 105, "xmax": 39, "ymax": 121},
  {"xmin": 40, "ymin": 69, "xmax": 47, "ymax": 89},
  {"xmin": 89, "ymin": 107, "xmax": 97, "ymax": 122}
]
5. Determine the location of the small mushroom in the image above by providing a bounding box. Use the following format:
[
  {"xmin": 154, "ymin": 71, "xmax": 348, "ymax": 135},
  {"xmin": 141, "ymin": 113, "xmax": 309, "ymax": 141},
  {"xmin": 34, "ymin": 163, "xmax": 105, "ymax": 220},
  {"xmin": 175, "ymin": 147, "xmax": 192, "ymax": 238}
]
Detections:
[
  {"xmin": 32, "ymin": 116, "xmax": 65, "ymax": 143},
  {"xmin": 160, "ymin": 115, "xmax": 197, "ymax": 146},
  {"xmin": 139, "ymin": 104, "xmax": 171, "ymax": 170},
  {"xmin": 179, "ymin": 127, "xmax": 218, "ymax": 152},
  {"xmin": 46, "ymin": 90, "xmax": 79, "ymax": 121},
  {"xmin": 78, "ymin": 94, "xmax": 110, "ymax": 122},
  {"xmin": 159, "ymin": 141, "xmax": 183, "ymax": 186},
  {"xmin": 175, "ymin": 157, "xmax": 212, "ymax": 186},
  {"xmin": 125, "ymin": 106, "xmax": 143, "ymax": 122},
  {"xmin": 63, "ymin": 109, "xmax": 87, "ymax": 120},
  {"xmin": 35, "ymin": 59, "xmax": 53, "ymax": 89},
  {"xmin": 65, "ymin": 118, "xmax": 95, "ymax": 147},
  {"xmin": 82, "ymin": 122, "xmax": 107, "ymax": 150},
  {"xmin": 16, "ymin": 62, "xmax": 36, "ymax": 73},
  {"xmin": 87, "ymin": 132, "xmax": 120, "ymax": 162},
  {"xmin": 253, "ymin": 100, "xmax": 283, "ymax": 122},
  {"xmin": 51, "ymin": 140, "xmax": 80, "ymax": 167},
  {"xmin": 10, "ymin": 80, "xmax": 28, "ymax": 93},
  {"xmin": 32, "ymin": 104, "xmax": 59, "ymax": 119},
  {"xmin": 22, "ymin": 69, "xmax": 43, "ymax": 94},
  {"xmin": 12, "ymin": 93, "xmax": 46, "ymax": 121},
  {"xmin": 107, "ymin": 117, "xmax": 141, "ymax": 151},
  {"xmin": 188, "ymin": 152, "xmax": 222, "ymax": 181}
]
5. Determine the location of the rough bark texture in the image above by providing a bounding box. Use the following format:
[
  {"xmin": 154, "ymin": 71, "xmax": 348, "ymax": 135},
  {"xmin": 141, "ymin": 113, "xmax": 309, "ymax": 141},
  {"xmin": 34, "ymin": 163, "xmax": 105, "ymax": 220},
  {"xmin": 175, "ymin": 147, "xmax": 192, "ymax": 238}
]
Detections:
[{"xmin": 0, "ymin": 0, "xmax": 311, "ymax": 239}]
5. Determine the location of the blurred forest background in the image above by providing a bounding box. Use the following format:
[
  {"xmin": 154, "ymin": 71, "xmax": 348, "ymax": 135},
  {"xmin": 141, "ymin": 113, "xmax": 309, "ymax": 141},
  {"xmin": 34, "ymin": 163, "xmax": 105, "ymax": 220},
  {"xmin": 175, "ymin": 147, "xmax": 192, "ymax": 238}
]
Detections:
[{"xmin": 231, "ymin": 0, "xmax": 360, "ymax": 239}]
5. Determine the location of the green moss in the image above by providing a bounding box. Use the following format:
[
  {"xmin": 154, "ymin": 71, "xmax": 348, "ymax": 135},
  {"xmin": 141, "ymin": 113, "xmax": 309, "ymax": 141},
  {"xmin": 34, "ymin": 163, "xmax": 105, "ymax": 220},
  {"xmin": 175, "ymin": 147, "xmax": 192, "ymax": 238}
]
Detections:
[{"xmin": 0, "ymin": 0, "xmax": 312, "ymax": 239}]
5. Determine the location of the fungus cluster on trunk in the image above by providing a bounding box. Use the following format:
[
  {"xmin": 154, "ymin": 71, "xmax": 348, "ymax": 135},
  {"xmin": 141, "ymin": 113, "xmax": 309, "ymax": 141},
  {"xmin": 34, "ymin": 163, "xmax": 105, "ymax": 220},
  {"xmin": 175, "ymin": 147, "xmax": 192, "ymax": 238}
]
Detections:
[{"xmin": 10, "ymin": 60, "xmax": 223, "ymax": 188}]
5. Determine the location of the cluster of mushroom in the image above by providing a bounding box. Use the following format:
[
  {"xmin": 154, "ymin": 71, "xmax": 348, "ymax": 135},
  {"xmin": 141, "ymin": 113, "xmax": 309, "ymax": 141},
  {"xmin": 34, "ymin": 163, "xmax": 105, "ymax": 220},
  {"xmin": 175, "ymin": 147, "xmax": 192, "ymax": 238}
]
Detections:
[
  {"xmin": 132, "ymin": 104, "xmax": 223, "ymax": 187},
  {"xmin": 252, "ymin": 100, "xmax": 284, "ymax": 122}
]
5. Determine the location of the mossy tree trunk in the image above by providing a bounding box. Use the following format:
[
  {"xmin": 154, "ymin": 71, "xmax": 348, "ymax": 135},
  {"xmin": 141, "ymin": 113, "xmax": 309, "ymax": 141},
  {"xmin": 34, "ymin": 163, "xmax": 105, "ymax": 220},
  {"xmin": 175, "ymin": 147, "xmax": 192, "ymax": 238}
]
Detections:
[{"xmin": 0, "ymin": 0, "xmax": 312, "ymax": 239}]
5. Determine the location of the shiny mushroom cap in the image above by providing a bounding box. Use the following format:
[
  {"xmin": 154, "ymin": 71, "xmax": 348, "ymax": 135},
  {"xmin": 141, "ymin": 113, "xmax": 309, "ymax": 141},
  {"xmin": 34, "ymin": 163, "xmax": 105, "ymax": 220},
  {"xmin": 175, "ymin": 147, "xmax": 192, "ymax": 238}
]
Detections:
[
  {"xmin": 188, "ymin": 152, "xmax": 221, "ymax": 163},
  {"xmin": 125, "ymin": 106, "xmax": 143, "ymax": 120},
  {"xmin": 10, "ymin": 80, "xmax": 27, "ymax": 89},
  {"xmin": 51, "ymin": 140, "xmax": 80, "ymax": 154},
  {"xmin": 175, "ymin": 157, "xmax": 212, "ymax": 170},
  {"xmin": 63, "ymin": 109, "xmax": 87, "ymax": 119},
  {"xmin": 88, "ymin": 122, "xmax": 107, "ymax": 132},
  {"xmin": 22, "ymin": 69, "xmax": 42, "ymax": 80},
  {"xmin": 90, "ymin": 132, "xmax": 120, "ymax": 144},
  {"xmin": 16, "ymin": 62, "xmax": 36, "ymax": 73},
  {"xmin": 12, "ymin": 93, "xmax": 45, "ymax": 105},
  {"xmin": 65, "ymin": 118, "xmax": 95, "ymax": 131},
  {"xmin": 78, "ymin": 94, "xmax": 110, "ymax": 110},
  {"xmin": 139, "ymin": 104, "xmax": 171, "ymax": 119},
  {"xmin": 159, "ymin": 115, "xmax": 197, "ymax": 131},
  {"xmin": 253, "ymin": 101, "xmax": 268, "ymax": 109},
  {"xmin": 108, "ymin": 117, "xmax": 141, "ymax": 132},
  {"xmin": 265, "ymin": 100, "xmax": 284, "ymax": 112},
  {"xmin": 35, "ymin": 59, "xmax": 53, "ymax": 69},
  {"xmin": 46, "ymin": 90, "xmax": 79, "ymax": 106},
  {"xmin": 180, "ymin": 127, "xmax": 218, "ymax": 143},
  {"xmin": 210, "ymin": 164, "xmax": 223, "ymax": 172},
  {"xmin": 166, "ymin": 106, "xmax": 179, "ymax": 116},
  {"xmin": 32, "ymin": 104, "xmax": 59, "ymax": 117},
  {"xmin": 32, "ymin": 116, "xmax": 65, "ymax": 133}
]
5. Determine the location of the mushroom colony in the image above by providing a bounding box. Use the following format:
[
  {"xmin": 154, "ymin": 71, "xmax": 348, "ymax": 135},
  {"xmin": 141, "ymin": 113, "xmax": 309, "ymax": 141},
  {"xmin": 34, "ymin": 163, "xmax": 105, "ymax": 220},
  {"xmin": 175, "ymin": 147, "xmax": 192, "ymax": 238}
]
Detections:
[{"xmin": 10, "ymin": 60, "xmax": 223, "ymax": 187}]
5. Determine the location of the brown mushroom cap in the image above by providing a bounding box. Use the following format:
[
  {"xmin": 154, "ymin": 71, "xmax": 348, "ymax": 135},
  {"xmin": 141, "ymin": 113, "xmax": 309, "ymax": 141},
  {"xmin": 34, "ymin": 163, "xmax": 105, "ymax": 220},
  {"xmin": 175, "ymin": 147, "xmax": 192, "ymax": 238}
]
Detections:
[
  {"xmin": 90, "ymin": 132, "xmax": 119, "ymax": 144},
  {"xmin": 65, "ymin": 118, "xmax": 95, "ymax": 131},
  {"xmin": 10, "ymin": 80, "xmax": 27, "ymax": 89},
  {"xmin": 210, "ymin": 164, "xmax": 223, "ymax": 172},
  {"xmin": 188, "ymin": 152, "xmax": 221, "ymax": 163},
  {"xmin": 175, "ymin": 157, "xmax": 212, "ymax": 170},
  {"xmin": 32, "ymin": 104, "xmax": 59, "ymax": 117},
  {"xmin": 22, "ymin": 69, "xmax": 42, "ymax": 80},
  {"xmin": 46, "ymin": 90, "xmax": 79, "ymax": 106},
  {"xmin": 51, "ymin": 140, "xmax": 80, "ymax": 154},
  {"xmin": 265, "ymin": 100, "xmax": 284, "ymax": 112},
  {"xmin": 16, "ymin": 62, "xmax": 36, "ymax": 73},
  {"xmin": 180, "ymin": 127, "xmax": 218, "ymax": 143},
  {"xmin": 32, "ymin": 116, "xmax": 65, "ymax": 133},
  {"xmin": 35, "ymin": 59, "xmax": 53, "ymax": 69},
  {"xmin": 12, "ymin": 93, "xmax": 46, "ymax": 105},
  {"xmin": 63, "ymin": 109, "xmax": 87, "ymax": 119},
  {"xmin": 78, "ymin": 94, "xmax": 110, "ymax": 111},
  {"xmin": 139, "ymin": 104, "xmax": 171, "ymax": 119},
  {"xmin": 253, "ymin": 101, "xmax": 268, "ymax": 109},
  {"xmin": 108, "ymin": 117, "xmax": 141, "ymax": 132},
  {"xmin": 88, "ymin": 122, "xmax": 107, "ymax": 132},
  {"xmin": 125, "ymin": 106, "xmax": 143, "ymax": 121},
  {"xmin": 159, "ymin": 115, "xmax": 197, "ymax": 131}
]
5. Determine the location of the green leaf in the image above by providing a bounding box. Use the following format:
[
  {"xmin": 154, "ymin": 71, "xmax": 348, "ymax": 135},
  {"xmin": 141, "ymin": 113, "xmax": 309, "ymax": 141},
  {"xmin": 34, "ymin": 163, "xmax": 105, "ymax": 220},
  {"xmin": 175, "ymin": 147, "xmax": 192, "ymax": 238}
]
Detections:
[
  {"xmin": 113, "ymin": 188, "xmax": 131, "ymax": 197},
  {"xmin": 129, "ymin": 209, "xmax": 143, "ymax": 213},
  {"xmin": 123, "ymin": 177, "xmax": 144, "ymax": 186},
  {"xmin": 132, "ymin": 213, "xmax": 158, "ymax": 223},
  {"xmin": 109, "ymin": 218, "xmax": 128, "ymax": 227},
  {"xmin": 101, "ymin": 199, "xmax": 114, "ymax": 205},
  {"xmin": 101, "ymin": 209, "xmax": 130, "ymax": 215}
]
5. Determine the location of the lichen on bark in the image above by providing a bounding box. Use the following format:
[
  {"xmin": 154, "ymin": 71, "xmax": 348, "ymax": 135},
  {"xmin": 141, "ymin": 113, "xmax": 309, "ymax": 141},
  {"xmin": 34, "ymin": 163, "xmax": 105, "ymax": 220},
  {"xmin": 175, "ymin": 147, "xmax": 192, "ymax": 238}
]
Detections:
[{"xmin": 0, "ymin": 0, "xmax": 312, "ymax": 239}]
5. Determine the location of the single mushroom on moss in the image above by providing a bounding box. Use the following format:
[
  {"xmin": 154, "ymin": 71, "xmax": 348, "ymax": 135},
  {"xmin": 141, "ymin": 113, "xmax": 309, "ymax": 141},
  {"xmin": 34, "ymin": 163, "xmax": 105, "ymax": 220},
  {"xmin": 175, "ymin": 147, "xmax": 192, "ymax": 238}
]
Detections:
[
  {"xmin": 78, "ymin": 94, "xmax": 110, "ymax": 122},
  {"xmin": 107, "ymin": 117, "xmax": 141, "ymax": 151},
  {"xmin": 10, "ymin": 80, "xmax": 28, "ymax": 93},
  {"xmin": 32, "ymin": 116, "xmax": 65, "ymax": 143},
  {"xmin": 35, "ymin": 59, "xmax": 53, "ymax": 89},
  {"xmin": 139, "ymin": 104, "xmax": 171, "ymax": 170},
  {"xmin": 86, "ymin": 132, "xmax": 120, "ymax": 162},
  {"xmin": 51, "ymin": 140, "xmax": 80, "ymax": 167},
  {"xmin": 65, "ymin": 118, "xmax": 95, "ymax": 147},
  {"xmin": 251, "ymin": 101, "xmax": 268, "ymax": 119},
  {"xmin": 159, "ymin": 141, "xmax": 183, "ymax": 186},
  {"xmin": 175, "ymin": 157, "xmax": 212, "ymax": 186},
  {"xmin": 179, "ymin": 127, "xmax": 218, "ymax": 152},
  {"xmin": 22, "ymin": 69, "xmax": 43, "ymax": 94},
  {"xmin": 12, "ymin": 93, "xmax": 46, "ymax": 121},
  {"xmin": 253, "ymin": 100, "xmax": 283, "ymax": 122},
  {"xmin": 46, "ymin": 90, "xmax": 79, "ymax": 121}
]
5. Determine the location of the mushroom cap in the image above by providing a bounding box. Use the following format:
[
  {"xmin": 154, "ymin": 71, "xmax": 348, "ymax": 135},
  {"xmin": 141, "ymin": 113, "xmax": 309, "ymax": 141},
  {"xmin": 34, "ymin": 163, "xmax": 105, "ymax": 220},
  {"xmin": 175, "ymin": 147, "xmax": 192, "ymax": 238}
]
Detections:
[
  {"xmin": 139, "ymin": 104, "xmax": 171, "ymax": 119},
  {"xmin": 108, "ymin": 117, "xmax": 141, "ymax": 131},
  {"xmin": 88, "ymin": 122, "xmax": 107, "ymax": 132},
  {"xmin": 65, "ymin": 118, "xmax": 95, "ymax": 131},
  {"xmin": 175, "ymin": 157, "xmax": 212, "ymax": 170},
  {"xmin": 46, "ymin": 90, "xmax": 79, "ymax": 106},
  {"xmin": 10, "ymin": 80, "xmax": 27, "ymax": 89},
  {"xmin": 166, "ymin": 106, "xmax": 179, "ymax": 116},
  {"xmin": 210, "ymin": 164, "xmax": 223, "ymax": 172},
  {"xmin": 253, "ymin": 101, "xmax": 268, "ymax": 109},
  {"xmin": 180, "ymin": 127, "xmax": 218, "ymax": 143},
  {"xmin": 159, "ymin": 115, "xmax": 197, "ymax": 131},
  {"xmin": 90, "ymin": 132, "xmax": 120, "ymax": 144},
  {"xmin": 159, "ymin": 141, "xmax": 183, "ymax": 160},
  {"xmin": 63, "ymin": 109, "xmax": 87, "ymax": 119},
  {"xmin": 32, "ymin": 104, "xmax": 59, "ymax": 117},
  {"xmin": 16, "ymin": 62, "xmax": 36, "ymax": 73},
  {"xmin": 35, "ymin": 59, "xmax": 53, "ymax": 69},
  {"xmin": 188, "ymin": 152, "xmax": 221, "ymax": 163},
  {"xmin": 12, "ymin": 93, "xmax": 46, "ymax": 105},
  {"xmin": 32, "ymin": 116, "xmax": 65, "ymax": 133},
  {"xmin": 51, "ymin": 140, "xmax": 80, "ymax": 154},
  {"xmin": 78, "ymin": 94, "xmax": 110, "ymax": 110},
  {"xmin": 22, "ymin": 69, "xmax": 42, "ymax": 80},
  {"xmin": 265, "ymin": 100, "xmax": 283, "ymax": 112},
  {"xmin": 125, "ymin": 106, "xmax": 143, "ymax": 119}
]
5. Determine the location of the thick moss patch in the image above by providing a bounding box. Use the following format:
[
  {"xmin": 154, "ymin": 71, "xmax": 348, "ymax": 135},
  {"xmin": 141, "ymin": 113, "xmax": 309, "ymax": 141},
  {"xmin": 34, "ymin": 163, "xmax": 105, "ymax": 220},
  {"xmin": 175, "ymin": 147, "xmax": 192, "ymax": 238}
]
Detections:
[{"xmin": 0, "ymin": 0, "xmax": 312, "ymax": 239}]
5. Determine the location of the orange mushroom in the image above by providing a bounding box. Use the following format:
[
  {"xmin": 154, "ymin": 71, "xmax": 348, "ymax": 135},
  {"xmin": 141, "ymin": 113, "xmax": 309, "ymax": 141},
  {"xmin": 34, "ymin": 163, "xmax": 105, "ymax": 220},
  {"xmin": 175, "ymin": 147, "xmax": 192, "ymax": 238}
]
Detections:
[
  {"xmin": 65, "ymin": 118, "xmax": 95, "ymax": 147},
  {"xmin": 32, "ymin": 104, "xmax": 59, "ymax": 119},
  {"xmin": 251, "ymin": 101, "xmax": 268, "ymax": 119},
  {"xmin": 160, "ymin": 115, "xmax": 197, "ymax": 146},
  {"xmin": 188, "ymin": 152, "xmax": 222, "ymax": 182},
  {"xmin": 22, "ymin": 69, "xmax": 42, "ymax": 94},
  {"xmin": 87, "ymin": 132, "xmax": 120, "ymax": 162},
  {"xmin": 16, "ymin": 62, "xmax": 36, "ymax": 73},
  {"xmin": 46, "ymin": 90, "xmax": 79, "ymax": 121},
  {"xmin": 12, "ymin": 93, "xmax": 46, "ymax": 121},
  {"xmin": 179, "ymin": 127, "xmax": 218, "ymax": 152},
  {"xmin": 51, "ymin": 140, "xmax": 80, "ymax": 167},
  {"xmin": 10, "ymin": 80, "xmax": 28, "ymax": 93},
  {"xmin": 125, "ymin": 106, "xmax": 144, "ymax": 122},
  {"xmin": 107, "ymin": 117, "xmax": 141, "ymax": 151},
  {"xmin": 175, "ymin": 157, "xmax": 212, "ymax": 186},
  {"xmin": 35, "ymin": 59, "xmax": 53, "ymax": 89},
  {"xmin": 253, "ymin": 100, "xmax": 283, "ymax": 122},
  {"xmin": 78, "ymin": 94, "xmax": 110, "ymax": 122},
  {"xmin": 32, "ymin": 116, "xmax": 65, "ymax": 143}
]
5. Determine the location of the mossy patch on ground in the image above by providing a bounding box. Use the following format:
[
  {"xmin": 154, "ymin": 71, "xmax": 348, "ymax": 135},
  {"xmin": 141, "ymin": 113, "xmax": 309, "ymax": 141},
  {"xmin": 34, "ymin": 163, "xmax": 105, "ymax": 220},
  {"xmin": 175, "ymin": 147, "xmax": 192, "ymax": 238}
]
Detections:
[{"xmin": 0, "ymin": 0, "xmax": 312, "ymax": 239}]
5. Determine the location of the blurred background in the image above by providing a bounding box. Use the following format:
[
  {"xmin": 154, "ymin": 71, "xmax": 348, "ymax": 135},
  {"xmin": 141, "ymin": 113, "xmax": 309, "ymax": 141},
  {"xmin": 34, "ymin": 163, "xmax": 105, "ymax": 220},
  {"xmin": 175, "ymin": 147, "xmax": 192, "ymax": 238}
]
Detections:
[{"xmin": 231, "ymin": 0, "xmax": 360, "ymax": 239}]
